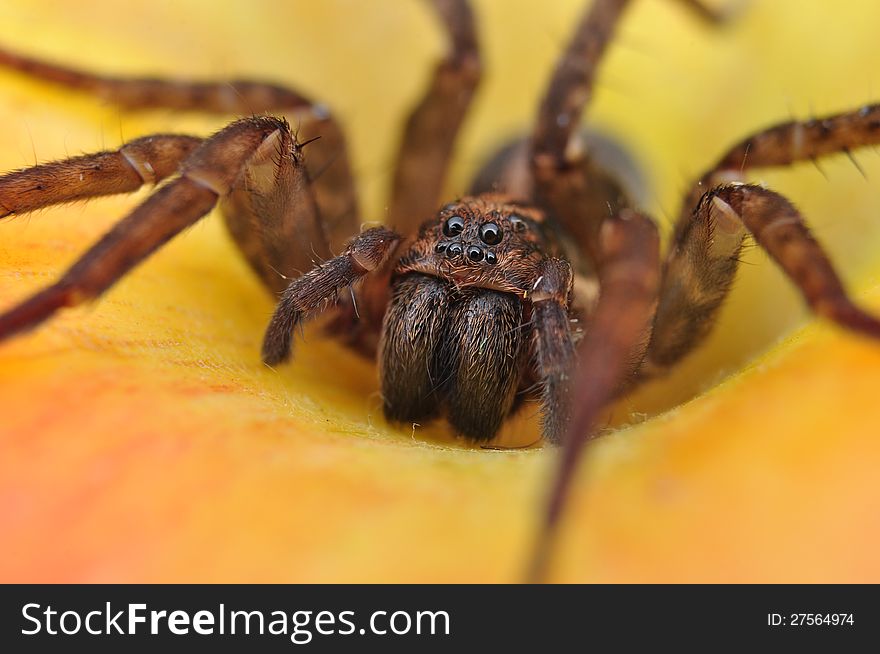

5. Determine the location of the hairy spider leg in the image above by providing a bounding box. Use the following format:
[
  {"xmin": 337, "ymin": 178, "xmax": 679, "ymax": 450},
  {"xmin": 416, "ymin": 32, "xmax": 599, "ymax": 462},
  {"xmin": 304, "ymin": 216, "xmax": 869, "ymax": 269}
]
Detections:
[
  {"xmin": 529, "ymin": 210, "xmax": 660, "ymax": 582},
  {"xmin": 646, "ymin": 106, "xmax": 880, "ymax": 373},
  {"xmin": 330, "ymin": 0, "xmax": 481, "ymax": 353},
  {"xmin": 529, "ymin": 0, "xmax": 633, "ymax": 265},
  {"xmin": 387, "ymin": 0, "xmax": 481, "ymax": 234},
  {"xmin": 0, "ymin": 117, "xmax": 323, "ymax": 341},
  {"xmin": 524, "ymin": 0, "xmax": 742, "ymax": 581},
  {"xmin": 0, "ymin": 41, "xmax": 359, "ymax": 254},
  {"xmin": 0, "ymin": 0, "xmax": 482, "ymax": 356},
  {"xmin": 0, "ymin": 134, "xmax": 201, "ymax": 217}
]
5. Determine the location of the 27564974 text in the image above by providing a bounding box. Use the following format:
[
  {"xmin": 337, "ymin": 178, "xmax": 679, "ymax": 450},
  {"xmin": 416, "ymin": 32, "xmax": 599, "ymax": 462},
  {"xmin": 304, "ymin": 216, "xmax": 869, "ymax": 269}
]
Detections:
[{"xmin": 767, "ymin": 613, "xmax": 854, "ymax": 627}]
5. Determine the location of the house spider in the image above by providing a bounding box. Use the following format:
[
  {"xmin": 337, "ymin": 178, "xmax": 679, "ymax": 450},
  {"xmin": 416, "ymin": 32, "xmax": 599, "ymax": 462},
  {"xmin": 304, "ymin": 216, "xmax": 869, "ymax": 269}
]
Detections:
[{"xmin": 0, "ymin": 0, "xmax": 879, "ymax": 580}]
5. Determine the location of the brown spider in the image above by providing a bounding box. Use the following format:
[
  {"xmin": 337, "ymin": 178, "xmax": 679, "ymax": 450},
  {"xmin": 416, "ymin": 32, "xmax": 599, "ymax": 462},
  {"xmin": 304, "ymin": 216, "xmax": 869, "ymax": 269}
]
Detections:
[{"xmin": 1, "ymin": 0, "xmax": 879, "ymax": 579}]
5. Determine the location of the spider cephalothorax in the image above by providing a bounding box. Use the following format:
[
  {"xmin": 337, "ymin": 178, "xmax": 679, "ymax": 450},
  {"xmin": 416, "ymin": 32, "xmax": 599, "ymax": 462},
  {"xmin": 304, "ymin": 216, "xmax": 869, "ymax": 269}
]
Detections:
[
  {"xmin": 381, "ymin": 196, "xmax": 570, "ymax": 440},
  {"xmin": 398, "ymin": 197, "xmax": 560, "ymax": 293},
  {"xmin": 1, "ymin": 0, "xmax": 879, "ymax": 577}
]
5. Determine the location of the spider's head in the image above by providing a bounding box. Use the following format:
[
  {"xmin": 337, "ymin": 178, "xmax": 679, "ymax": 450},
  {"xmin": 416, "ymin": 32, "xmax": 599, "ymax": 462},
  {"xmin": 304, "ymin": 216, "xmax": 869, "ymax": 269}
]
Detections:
[
  {"xmin": 399, "ymin": 194, "xmax": 558, "ymax": 293},
  {"xmin": 433, "ymin": 195, "xmax": 550, "ymax": 262}
]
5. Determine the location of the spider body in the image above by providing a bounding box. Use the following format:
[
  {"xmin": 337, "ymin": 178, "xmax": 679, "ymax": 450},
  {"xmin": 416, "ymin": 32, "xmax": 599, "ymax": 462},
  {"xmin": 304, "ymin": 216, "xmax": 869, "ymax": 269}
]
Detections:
[
  {"xmin": 1, "ymin": 0, "xmax": 880, "ymax": 578},
  {"xmin": 382, "ymin": 196, "xmax": 567, "ymax": 441}
]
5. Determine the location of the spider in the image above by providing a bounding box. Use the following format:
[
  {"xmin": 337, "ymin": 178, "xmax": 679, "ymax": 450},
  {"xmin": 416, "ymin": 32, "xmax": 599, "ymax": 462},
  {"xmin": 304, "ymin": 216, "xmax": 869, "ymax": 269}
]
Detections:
[{"xmin": 1, "ymin": 0, "xmax": 879, "ymax": 580}]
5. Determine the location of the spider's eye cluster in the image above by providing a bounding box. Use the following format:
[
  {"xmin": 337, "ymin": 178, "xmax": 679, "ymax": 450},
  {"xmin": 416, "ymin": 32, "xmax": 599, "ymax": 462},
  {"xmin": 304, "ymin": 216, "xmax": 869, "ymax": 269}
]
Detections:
[
  {"xmin": 443, "ymin": 215, "xmax": 465, "ymax": 237},
  {"xmin": 435, "ymin": 213, "xmax": 499, "ymax": 265},
  {"xmin": 479, "ymin": 222, "xmax": 502, "ymax": 245}
]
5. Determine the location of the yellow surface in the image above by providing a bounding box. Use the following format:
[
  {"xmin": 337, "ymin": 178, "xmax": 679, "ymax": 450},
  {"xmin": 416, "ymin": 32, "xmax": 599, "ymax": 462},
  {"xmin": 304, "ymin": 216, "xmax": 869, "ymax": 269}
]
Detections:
[{"xmin": 1, "ymin": 0, "xmax": 879, "ymax": 582}]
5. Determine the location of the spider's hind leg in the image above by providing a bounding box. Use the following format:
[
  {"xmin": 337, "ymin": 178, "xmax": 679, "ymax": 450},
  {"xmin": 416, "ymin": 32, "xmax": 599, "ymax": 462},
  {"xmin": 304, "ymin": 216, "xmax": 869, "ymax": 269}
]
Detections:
[
  {"xmin": 520, "ymin": 0, "xmax": 734, "ymax": 271},
  {"xmin": 386, "ymin": 0, "xmax": 481, "ymax": 234},
  {"xmin": 528, "ymin": 0, "xmax": 634, "ymax": 267}
]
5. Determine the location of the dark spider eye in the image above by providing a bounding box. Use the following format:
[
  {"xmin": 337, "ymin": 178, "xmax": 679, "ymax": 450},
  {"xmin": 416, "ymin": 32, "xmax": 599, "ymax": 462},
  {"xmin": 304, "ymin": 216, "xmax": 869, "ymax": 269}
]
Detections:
[
  {"xmin": 466, "ymin": 246, "xmax": 484, "ymax": 262},
  {"xmin": 435, "ymin": 243, "xmax": 447, "ymax": 253},
  {"xmin": 447, "ymin": 243, "xmax": 463, "ymax": 257},
  {"xmin": 479, "ymin": 222, "xmax": 502, "ymax": 245},
  {"xmin": 510, "ymin": 215, "xmax": 528, "ymax": 233},
  {"xmin": 443, "ymin": 215, "xmax": 465, "ymax": 237},
  {"xmin": 485, "ymin": 251, "xmax": 497, "ymax": 264}
]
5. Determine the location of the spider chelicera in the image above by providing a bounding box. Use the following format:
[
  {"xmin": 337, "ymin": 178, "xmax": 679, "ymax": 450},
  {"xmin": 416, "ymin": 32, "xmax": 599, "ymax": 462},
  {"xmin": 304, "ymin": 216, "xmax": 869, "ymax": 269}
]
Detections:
[{"xmin": 1, "ymin": 0, "xmax": 879, "ymax": 578}]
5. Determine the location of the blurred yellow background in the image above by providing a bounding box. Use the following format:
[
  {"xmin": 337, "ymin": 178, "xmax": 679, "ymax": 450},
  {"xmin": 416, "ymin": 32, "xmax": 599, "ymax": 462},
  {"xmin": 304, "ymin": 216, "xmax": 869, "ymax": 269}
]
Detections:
[{"xmin": 0, "ymin": 0, "xmax": 879, "ymax": 582}]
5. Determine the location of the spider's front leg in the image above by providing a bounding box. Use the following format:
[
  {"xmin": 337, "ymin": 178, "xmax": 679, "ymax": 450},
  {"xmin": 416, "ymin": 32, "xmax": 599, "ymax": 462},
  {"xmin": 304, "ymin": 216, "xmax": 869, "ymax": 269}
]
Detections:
[
  {"xmin": 0, "ymin": 134, "xmax": 202, "ymax": 217},
  {"xmin": 645, "ymin": 106, "xmax": 880, "ymax": 374},
  {"xmin": 530, "ymin": 209, "xmax": 660, "ymax": 581},
  {"xmin": 0, "ymin": 116, "xmax": 340, "ymax": 343},
  {"xmin": 0, "ymin": 38, "xmax": 359, "ymax": 253}
]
